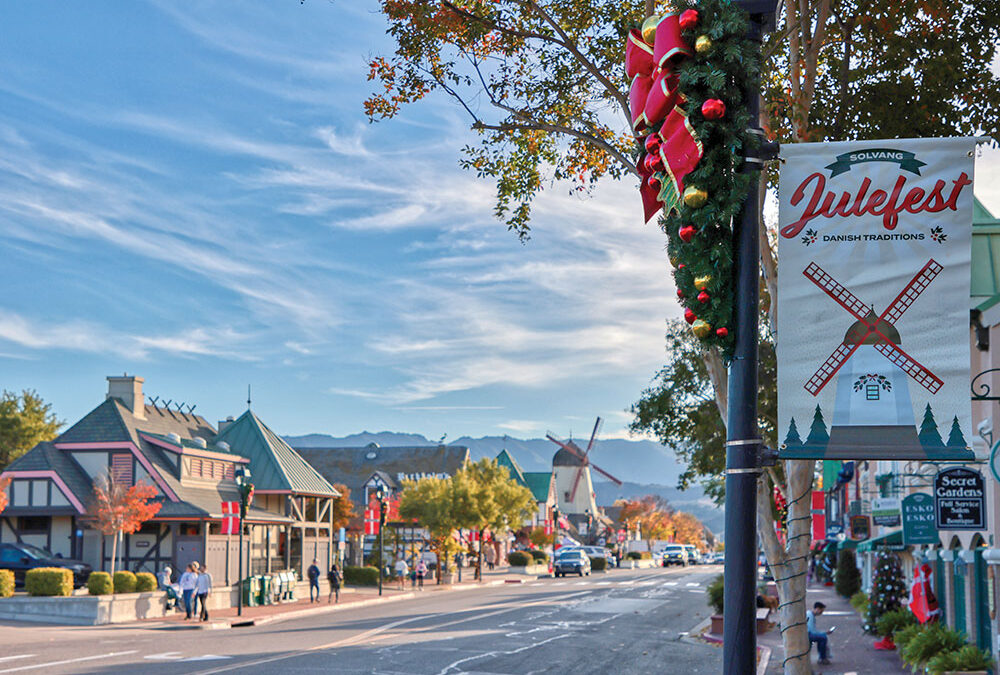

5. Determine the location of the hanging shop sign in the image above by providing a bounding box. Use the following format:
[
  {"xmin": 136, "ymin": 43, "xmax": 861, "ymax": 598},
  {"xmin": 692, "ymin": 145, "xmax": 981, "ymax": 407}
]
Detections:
[
  {"xmin": 935, "ymin": 467, "xmax": 986, "ymax": 530},
  {"xmin": 777, "ymin": 137, "xmax": 977, "ymax": 460},
  {"xmin": 811, "ymin": 490, "xmax": 826, "ymax": 541},
  {"xmin": 872, "ymin": 497, "xmax": 902, "ymax": 527},
  {"xmin": 850, "ymin": 515, "xmax": 871, "ymax": 540},
  {"xmin": 902, "ymin": 492, "xmax": 938, "ymax": 545}
]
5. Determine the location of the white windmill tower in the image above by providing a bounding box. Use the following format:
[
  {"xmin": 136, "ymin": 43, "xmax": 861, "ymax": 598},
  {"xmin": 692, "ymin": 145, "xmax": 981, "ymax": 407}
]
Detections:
[
  {"xmin": 546, "ymin": 418, "xmax": 622, "ymax": 523},
  {"xmin": 802, "ymin": 259, "xmax": 943, "ymax": 456}
]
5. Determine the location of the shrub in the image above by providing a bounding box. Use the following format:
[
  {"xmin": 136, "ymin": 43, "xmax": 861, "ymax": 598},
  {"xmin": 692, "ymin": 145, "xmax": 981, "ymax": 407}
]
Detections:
[
  {"xmin": 87, "ymin": 571, "xmax": 113, "ymax": 595},
  {"xmin": 848, "ymin": 590, "xmax": 868, "ymax": 614},
  {"xmin": 927, "ymin": 644, "xmax": 995, "ymax": 675},
  {"xmin": 0, "ymin": 570, "xmax": 13, "ymax": 598},
  {"xmin": 25, "ymin": 568, "xmax": 73, "ymax": 596},
  {"xmin": 706, "ymin": 574, "xmax": 724, "ymax": 615},
  {"xmin": 113, "ymin": 571, "xmax": 137, "ymax": 594},
  {"xmin": 343, "ymin": 566, "xmax": 379, "ymax": 586},
  {"xmin": 135, "ymin": 572, "xmax": 157, "ymax": 592},
  {"xmin": 590, "ymin": 557, "xmax": 607, "ymax": 571},
  {"xmin": 639, "ymin": 551, "xmax": 652, "ymax": 560},
  {"xmin": 529, "ymin": 549, "xmax": 548, "ymax": 563},
  {"xmin": 507, "ymin": 551, "xmax": 531, "ymax": 566},
  {"xmin": 875, "ymin": 608, "xmax": 917, "ymax": 639},
  {"xmin": 834, "ymin": 549, "xmax": 861, "ymax": 598},
  {"xmin": 900, "ymin": 623, "xmax": 966, "ymax": 670},
  {"xmin": 627, "ymin": 551, "xmax": 642, "ymax": 560}
]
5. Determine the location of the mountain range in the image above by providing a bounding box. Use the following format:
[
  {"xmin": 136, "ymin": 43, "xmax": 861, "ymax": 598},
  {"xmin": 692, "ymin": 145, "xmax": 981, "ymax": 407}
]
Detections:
[{"xmin": 285, "ymin": 431, "xmax": 724, "ymax": 535}]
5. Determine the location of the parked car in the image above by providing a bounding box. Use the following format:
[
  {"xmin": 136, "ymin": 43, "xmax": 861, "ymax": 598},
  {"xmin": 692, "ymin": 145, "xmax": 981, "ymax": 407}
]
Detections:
[
  {"xmin": 683, "ymin": 545, "xmax": 701, "ymax": 564},
  {"xmin": 659, "ymin": 544, "xmax": 689, "ymax": 567},
  {"xmin": 0, "ymin": 542, "xmax": 92, "ymax": 588},
  {"xmin": 553, "ymin": 549, "xmax": 592, "ymax": 577},
  {"xmin": 581, "ymin": 545, "xmax": 616, "ymax": 567}
]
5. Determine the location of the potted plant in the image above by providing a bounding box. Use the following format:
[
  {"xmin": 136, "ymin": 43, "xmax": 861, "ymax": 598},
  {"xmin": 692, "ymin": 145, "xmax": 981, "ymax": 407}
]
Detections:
[
  {"xmin": 900, "ymin": 623, "xmax": 966, "ymax": 673},
  {"xmin": 926, "ymin": 644, "xmax": 994, "ymax": 675},
  {"xmin": 706, "ymin": 574, "xmax": 724, "ymax": 635},
  {"xmin": 873, "ymin": 608, "xmax": 916, "ymax": 650}
]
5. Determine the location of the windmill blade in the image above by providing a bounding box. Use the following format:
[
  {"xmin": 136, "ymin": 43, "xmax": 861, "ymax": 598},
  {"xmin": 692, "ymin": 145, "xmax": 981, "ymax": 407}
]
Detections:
[
  {"xmin": 879, "ymin": 259, "xmax": 942, "ymax": 325},
  {"xmin": 589, "ymin": 461, "xmax": 623, "ymax": 486},
  {"xmin": 804, "ymin": 341, "xmax": 864, "ymax": 396},
  {"xmin": 803, "ymin": 262, "xmax": 870, "ymax": 323},
  {"xmin": 585, "ymin": 417, "xmax": 603, "ymax": 454},
  {"xmin": 873, "ymin": 341, "xmax": 943, "ymax": 394},
  {"xmin": 569, "ymin": 465, "xmax": 586, "ymax": 501}
]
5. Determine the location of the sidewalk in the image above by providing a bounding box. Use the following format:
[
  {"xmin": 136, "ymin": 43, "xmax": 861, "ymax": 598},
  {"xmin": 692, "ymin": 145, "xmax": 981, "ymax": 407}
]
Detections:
[
  {"xmin": 760, "ymin": 582, "xmax": 908, "ymax": 674},
  {"xmin": 143, "ymin": 566, "xmax": 537, "ymax": 630}
]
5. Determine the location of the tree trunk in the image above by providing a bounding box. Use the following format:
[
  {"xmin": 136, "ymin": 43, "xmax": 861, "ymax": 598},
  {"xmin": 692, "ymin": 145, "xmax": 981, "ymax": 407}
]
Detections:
[{"xmin": 109, "ymin": 532, "xmax": 118, "ymax": 576}]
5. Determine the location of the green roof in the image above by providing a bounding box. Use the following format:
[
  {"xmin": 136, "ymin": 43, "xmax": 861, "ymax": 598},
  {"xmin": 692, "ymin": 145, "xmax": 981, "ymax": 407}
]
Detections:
[
  {"xmin": 857, "ymin": 528, "xmax": 903, "ymax": 552},
  {"xmin": 971, "ymin": 198, "xmax": 1000, "ymax": 305},
  {"xmin": 215, "ymin": 410, "xmax": 340, "ymax": 497},
  {"xmin": 522, "ymin": 472, "xmax": 553, "ymax": 503},
  {"xmin": 495, "ymin": 449, "xmax": 527, "ymax": 486}
]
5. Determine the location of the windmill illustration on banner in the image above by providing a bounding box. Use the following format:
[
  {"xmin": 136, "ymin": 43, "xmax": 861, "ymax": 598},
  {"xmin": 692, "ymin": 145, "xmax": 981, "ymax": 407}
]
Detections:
[
  {"xmin": 801, "ymin": 258, "xmax": 943, "ymax": 455},
  {"xmin": 546, "ymin": 417, "xmax": 622, "ymax": 518}
]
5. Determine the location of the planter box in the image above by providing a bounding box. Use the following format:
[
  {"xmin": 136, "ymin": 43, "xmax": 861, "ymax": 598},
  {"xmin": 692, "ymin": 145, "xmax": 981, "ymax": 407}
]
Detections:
[
  {"xmin": 710, "ymin": 614, "xmax": 724, "ymax": 635},
  {"xmin": 0, "ymin": 591, "xmax": 171, "ymax": 625},
  {"xmin": 509, "ymin": 564, "xmax": 550, "ymax": 575}
]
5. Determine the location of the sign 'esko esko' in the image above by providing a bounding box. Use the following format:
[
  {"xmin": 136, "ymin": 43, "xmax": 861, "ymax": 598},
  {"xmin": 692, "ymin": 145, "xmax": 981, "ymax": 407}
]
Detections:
[{"xmin": 777, "ymin": 137, "xmax": 977, "ymax": 460}]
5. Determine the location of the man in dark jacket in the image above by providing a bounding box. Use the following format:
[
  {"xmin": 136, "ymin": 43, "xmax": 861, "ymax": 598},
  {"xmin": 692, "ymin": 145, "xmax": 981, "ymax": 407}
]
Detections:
[{"xmin": 308, "ymin": 559, "xmax": 321, "ymax": 602}]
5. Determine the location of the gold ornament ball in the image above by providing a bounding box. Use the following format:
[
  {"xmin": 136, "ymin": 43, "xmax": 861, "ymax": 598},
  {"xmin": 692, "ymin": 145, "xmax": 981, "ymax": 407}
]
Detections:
[
  {"xmin": 691, "ymin": 319, "xmax": 712, "ymax": 339},
  {"xmin": 695, "ymin": 35, "xmax": 713, "ymax": 54},
  {"xmin": 641, "ymin": 15, "xmax": 660, "ymax": 44},
  {"xmin": 694, "ymin": 274, "xmax": 712, "ymax": 290},
  {"xmin": 669, "ymin": 255, "xmax": 679, "ymax": 268},
  {"xmin": 683, "ymin": 185, "xmax": 709, "ymax": 208}
]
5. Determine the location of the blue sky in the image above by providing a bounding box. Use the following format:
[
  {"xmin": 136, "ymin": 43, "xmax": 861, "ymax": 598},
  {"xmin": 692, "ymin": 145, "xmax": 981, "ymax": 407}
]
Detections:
[{"xmin": 2, "ymin": 3, "xmax": 999, "ymax": 441}]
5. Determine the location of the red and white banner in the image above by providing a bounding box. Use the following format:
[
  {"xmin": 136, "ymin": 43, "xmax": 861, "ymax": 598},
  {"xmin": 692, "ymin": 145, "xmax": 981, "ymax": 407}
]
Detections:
[
  {"xmin": 543, "ymin": 519, "xmax": 553, "ymax": 536},
  {"xmin": 777, "ymin": 137, "xmax": 977, "ymax": 461},
  {"xmin": 220, "ymin": 501, "xmax": 239, "ymax": 535},
  {"xmin": 364, "ymin": 506, "xmax": 380, "ymax": 536},
  {"xmin": 810, "ymin": 491, "xmax": 826, "ymax": 542}
]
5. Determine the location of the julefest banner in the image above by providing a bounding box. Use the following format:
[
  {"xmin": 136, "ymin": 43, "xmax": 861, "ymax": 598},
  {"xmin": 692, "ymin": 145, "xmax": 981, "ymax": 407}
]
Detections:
[{"xmin": 777, "ymin": 137, "xmax": 977, "ymax": 460}]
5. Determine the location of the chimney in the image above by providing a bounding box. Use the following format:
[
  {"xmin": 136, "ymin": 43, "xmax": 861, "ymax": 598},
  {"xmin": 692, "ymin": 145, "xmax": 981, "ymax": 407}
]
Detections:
[
  {"xmin": 106, "ymin": 374, "xmax": 145, "ymax": 419},
  {"xmin": 217, "ymin": 415, "xmax": 235, "ymax": 433}
]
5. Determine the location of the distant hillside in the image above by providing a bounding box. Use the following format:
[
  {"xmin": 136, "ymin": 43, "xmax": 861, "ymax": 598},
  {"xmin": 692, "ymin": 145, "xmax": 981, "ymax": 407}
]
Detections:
[{"xmin": 286, "ymin": 431, "xmax": 684, "ymax": 487}]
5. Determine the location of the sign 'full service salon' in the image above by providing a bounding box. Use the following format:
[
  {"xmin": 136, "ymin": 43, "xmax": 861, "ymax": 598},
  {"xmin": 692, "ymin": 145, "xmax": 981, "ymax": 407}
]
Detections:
[{"xmin": 935, "ymin": 467, "xmax": 986, "ymax": 530}]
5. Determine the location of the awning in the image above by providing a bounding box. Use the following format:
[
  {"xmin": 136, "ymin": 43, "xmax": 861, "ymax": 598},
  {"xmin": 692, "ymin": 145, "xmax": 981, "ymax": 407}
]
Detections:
[
  {"xmin": 822, "ymin": 541, "xmax": 837, "ymax": 553},
  {"xmin": 838, "ymin": 538, "xmax": 859, "ymax": 550},
  {"xmin": 858, "ymin": 529, "xmax": 903, "ymax": 552}
]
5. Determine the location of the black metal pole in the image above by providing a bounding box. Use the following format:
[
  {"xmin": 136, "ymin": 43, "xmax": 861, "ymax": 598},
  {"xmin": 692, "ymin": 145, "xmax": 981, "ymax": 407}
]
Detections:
[
  {"xmin": 237, "ymin": 515, "xmax": 244, "ymax": 617},
  {"xmin": 722, "ymin": 9, "xmax": 773, "ymax": 673}
]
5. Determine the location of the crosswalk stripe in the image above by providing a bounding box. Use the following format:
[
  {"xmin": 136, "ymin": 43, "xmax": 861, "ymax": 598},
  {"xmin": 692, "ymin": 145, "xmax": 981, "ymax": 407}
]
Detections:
[
  {"xmin": 0, "ymin": 659, "xmax": 33, "ymax": 666},
  {"xmin": 0, "ymin": 651, "xmax": 138, "ymax": 674}
]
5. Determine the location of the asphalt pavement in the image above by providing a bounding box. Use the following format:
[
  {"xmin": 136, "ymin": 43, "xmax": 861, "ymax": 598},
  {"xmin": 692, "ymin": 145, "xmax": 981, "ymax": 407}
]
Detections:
[{"xmin": 0, "ymin": 564, "xmax": 724, "ymax": 675}]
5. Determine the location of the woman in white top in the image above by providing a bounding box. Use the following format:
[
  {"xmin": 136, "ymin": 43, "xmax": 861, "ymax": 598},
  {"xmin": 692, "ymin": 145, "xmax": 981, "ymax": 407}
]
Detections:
[
  {"xmin": 394, "ymin": 557, "xmax": 409, "ymax": 591},
  {"xmin": 178, "ymin": 564, "xmax": 198, "ymax": 620},
  {"xmin": 195, "ymin": 565, "xmax": 213, "ymax": 621}
]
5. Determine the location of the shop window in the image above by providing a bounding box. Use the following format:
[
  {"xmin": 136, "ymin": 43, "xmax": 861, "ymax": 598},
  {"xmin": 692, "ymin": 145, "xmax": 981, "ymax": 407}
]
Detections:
[{"xmin": 18, "ymin": 516, "xmax": 48, "ymax": 534}]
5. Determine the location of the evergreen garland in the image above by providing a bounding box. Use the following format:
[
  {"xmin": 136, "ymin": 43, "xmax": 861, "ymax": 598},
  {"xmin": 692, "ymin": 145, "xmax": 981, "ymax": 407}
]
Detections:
[{"xmin": 639, "ymin": 0, "xmax": 760, "ymax": 359}]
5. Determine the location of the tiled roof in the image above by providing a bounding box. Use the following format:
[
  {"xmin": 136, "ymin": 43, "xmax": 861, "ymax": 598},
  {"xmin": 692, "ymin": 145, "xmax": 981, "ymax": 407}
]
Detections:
[
  {"xmin": 295, "ymin": 444, "xmax": 469, "ymax": 511},
  {"xmin": 156, "ymin": 485, "xmax": 292, "ymax": 523},
  {"xmin": 215, "ymin": 411, "xmax": 339, "ymax": 497},
  {"xmin": 3, "ymin": 441, "xmax": 93, "ymax": 509},
  {"xmin": 58, "ymin": 399, "xmax": 216, "ymax": 447},
  {"xmin": 522, "ymin": 472, "xmax": 553, "ymax": 503}
]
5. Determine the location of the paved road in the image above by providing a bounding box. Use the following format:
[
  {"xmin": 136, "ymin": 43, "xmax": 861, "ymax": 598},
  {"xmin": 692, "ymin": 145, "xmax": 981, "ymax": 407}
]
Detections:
[{"xmin": 0, "ymin": 565, "xmax": 723, "ymax": 674}]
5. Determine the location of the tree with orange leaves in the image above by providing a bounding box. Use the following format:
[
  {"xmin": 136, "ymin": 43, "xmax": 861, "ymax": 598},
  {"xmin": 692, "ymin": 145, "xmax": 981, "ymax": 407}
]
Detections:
[
  {"xmin": 0, "ymin": 476, "xmax": 10, "ymax": 515},
  {"xmin": 330, "ymin": 483, "xmax": 356, "ymax": 531},
  {"xmin": 90, "ymin": 474, "xmax": 161, "ymax": 575}
]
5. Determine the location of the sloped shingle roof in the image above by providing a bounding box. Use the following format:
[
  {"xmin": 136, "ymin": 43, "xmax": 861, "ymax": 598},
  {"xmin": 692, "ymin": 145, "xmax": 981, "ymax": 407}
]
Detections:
[{"xmin": 522, "ymin": 472, "xmax": 553, "ymax": 503}]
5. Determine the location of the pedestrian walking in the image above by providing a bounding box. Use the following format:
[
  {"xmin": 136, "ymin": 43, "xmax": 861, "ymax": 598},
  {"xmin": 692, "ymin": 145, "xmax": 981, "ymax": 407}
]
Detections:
[
  {"xmin": 196, "ymin": 565, "xmax": 213, "ymax": 621},
  {"xmin": 485, "ymin": 545, "xmax": 496, "ymax": 571},
  {"xmin": 308, "ymin": 559, "xmax": 321, "ymax": 602},
  {"xmin": 327, "ymin": 563, "xmax": 341, "ymax": 603},
  {"xmin": 394, "ymin": 557, "xmax": 409, "ymax": 591},
  {"xmin": 178, "ymin": 563, "xmax": 197, "ymax": 620},
  {"xmin": 416, "ymin": 559, "xmax": 427, "ymax": 590}
]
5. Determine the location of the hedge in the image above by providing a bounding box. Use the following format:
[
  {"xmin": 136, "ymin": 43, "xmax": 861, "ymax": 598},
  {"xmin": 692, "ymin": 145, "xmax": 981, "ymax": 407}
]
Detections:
[
  {"xmin": 113, "ymin": 571, "xmax": 137, "ymax": 594},
  {"xmin": 88, "ymin": 572, "xmax": 114, "ymax": 595},
  {"xmin": 706, "ymin": 574, "xmax": 724, "ymax": 615},
  {"xmin": 343, "ymin": 566, "xmax": 379, "ymax": 586},
  {"xmin": 627, "ymin": 551, "xmax": 642, "ymax": 560},
  {"xmin": 25, "ymin": 568, "xmax": 73, "ymax": 596},
  {"xmin": 0, "ymin": 570, "xmax": 13, "ymax": 598},
  {"xmin": 590, "ymin": 557, "xmax": 607, "ymax": 571},
  {"xmin": 135, "ymin": 572, "xmax": 157, "ymax": 592},
  {"xmin": 507, "ymin": 551, "xmax": 531, "ymax": 567},
  {"xmin": 529, "ymin": 549, "xmax": 548, "ymax": 563}
]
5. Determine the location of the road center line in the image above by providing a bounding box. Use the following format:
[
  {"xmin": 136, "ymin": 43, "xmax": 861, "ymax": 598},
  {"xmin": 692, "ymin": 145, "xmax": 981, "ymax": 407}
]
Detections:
[{"xmin": 0, "ymin": 651, "xmax": 138, "ymax": 674}]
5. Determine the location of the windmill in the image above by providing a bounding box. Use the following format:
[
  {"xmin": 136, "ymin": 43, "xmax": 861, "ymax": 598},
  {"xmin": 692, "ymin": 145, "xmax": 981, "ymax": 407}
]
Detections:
[
  {"xmin": 802, "ymin": 259, "xmax": 942, "ymax": 455},
  {"xmin": 546, "ymin": 417, "xmax": 623, "ymax": 517}
]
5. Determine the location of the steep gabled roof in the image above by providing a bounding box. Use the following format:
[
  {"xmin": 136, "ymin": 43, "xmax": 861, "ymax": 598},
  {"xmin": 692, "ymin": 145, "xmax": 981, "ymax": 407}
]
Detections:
[
  {"xmin": 495, "ymin": 449, "xmax": 527, "ymax": 486},
  {"xmin": 57, "ymin": 398, "xmax": 216, "ymax": 447},
  {"xmin": 215, "ymin": 410, "xmax": 340, "ymax": 497},
  {"xmin": 522, "ymin": 472, "xmax": 553, "ymax": 503},
  {"xmin": 3, "ymin": 441, "xmax": 92, "ymax": 509}
]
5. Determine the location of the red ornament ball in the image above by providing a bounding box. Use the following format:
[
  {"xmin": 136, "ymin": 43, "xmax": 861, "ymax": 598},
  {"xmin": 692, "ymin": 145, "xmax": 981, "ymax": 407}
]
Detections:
[
  {"xmin": 701, "ymin": 98, "xmax": 726, "ymax": 120},
  {"xmin": 679, "ymin": 9, "xmax": 699, "ymax": 30},
  {"xmin": 678, "ymin": 225, "xmax": 696, "ymax": 243},
  {"xmin": 646, "ymin": 173, "xmax": 661, "ymax": 191},
  {"xmin": 697, "ymin": 290, "xmax": 710, "ymax": 303},
  {"xmin": 676, "ymin": 288, "xmax": 684, "ymax": 298},
  {"xmin": 644, "ymin": 133, "xmax": 662, "ymax": 154},
  {"xmin": 644, "ymin": 152, "xmax": 664, "ymax": 173},
  {"xmin": 716, "ymin": 327, "xmax": 728, "ymax": 337},
  {"xmin": 684, "ymin": 308, "xmax": 696, "ymax": 324}
]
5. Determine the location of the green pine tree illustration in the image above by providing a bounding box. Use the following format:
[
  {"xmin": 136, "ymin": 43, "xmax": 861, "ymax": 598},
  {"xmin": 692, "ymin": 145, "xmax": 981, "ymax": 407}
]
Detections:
[
  {"xmin": 805, "ymin": 405, "xmax": 829, "ymax": 449},
  {"xmin": 946, "ymin": 416, "xmax": 967, "ymax": 449},
  {"xmin": 918, "ymin": 404, "xmax": 944, "ymax": 450},
  {"xmin": 783, "ymin": 417, "xmax": 802, "ymax": 448}
]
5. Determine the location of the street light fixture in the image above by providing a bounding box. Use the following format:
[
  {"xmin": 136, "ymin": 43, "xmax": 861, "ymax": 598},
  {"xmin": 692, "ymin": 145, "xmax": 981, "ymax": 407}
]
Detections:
[{"xmin": 235, "ymin": 466, "xmax": 253, "ymax": 617}]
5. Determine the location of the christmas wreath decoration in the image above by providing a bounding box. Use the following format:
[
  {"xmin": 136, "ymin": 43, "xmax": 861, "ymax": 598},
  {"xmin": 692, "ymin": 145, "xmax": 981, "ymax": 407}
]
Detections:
[{"xmin": 626, "ymin": 0, "xmax": 761, "ymax": 359}]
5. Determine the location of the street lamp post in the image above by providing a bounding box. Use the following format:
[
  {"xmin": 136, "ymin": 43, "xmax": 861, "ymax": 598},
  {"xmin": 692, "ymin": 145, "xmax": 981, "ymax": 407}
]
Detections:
[
  {"xmin": 235, "ymin": 467, "xmax": 253, "ymax": 617},
  {"xmin": 723, "ymin": 3, "xmax": 779, "ymax": 673},
  {"xmin": 551, "ymin": 507, "xmax": 559, "ymax": 576},
  {"xmin": 375, "ymin": 487, "xmax": 388, "ymax": 597}
]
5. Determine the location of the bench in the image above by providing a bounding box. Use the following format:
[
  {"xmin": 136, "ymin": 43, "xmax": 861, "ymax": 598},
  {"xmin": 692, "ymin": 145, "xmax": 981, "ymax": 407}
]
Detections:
[{"xmin": 756, "ymin": 607, "xmax": 772, "ymax": 633}]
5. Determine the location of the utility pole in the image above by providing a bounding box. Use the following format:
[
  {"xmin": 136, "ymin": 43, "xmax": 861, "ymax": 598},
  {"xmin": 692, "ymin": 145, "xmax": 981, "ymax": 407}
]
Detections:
[
  {"xmin": 724, "ymin": 2, "xmax": 779, "ymax": 673},
  {"xmin": 376, "ymin": 488, "xmax": 387, "ymax": 597}
]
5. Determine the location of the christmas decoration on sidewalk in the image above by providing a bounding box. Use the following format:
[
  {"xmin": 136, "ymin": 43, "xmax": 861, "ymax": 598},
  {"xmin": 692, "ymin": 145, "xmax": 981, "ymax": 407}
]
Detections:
[
  {"xmin": 625, "ymin": 0, "xmax": 761, "ymax": 358},
  {"xmin": 866, "ymin": 552, "xmax": 906, "ymax": 643},
  {"xmin": 908, "ymin": 562, "xmax": 941, "ymax": 624}
]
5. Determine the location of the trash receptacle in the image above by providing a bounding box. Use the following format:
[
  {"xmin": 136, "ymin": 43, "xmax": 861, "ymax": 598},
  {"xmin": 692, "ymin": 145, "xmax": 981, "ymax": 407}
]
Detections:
[
  {"xmin": 241, "ymin": 576, "xmax": 259, "ymax": 607},
  {"xmin": 258, "ymin": 575, "xmax": 272, "ymax": 605},
  {"xmin": 285, "ymin": 571, "xmax": 296, "ymax": 600}
]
